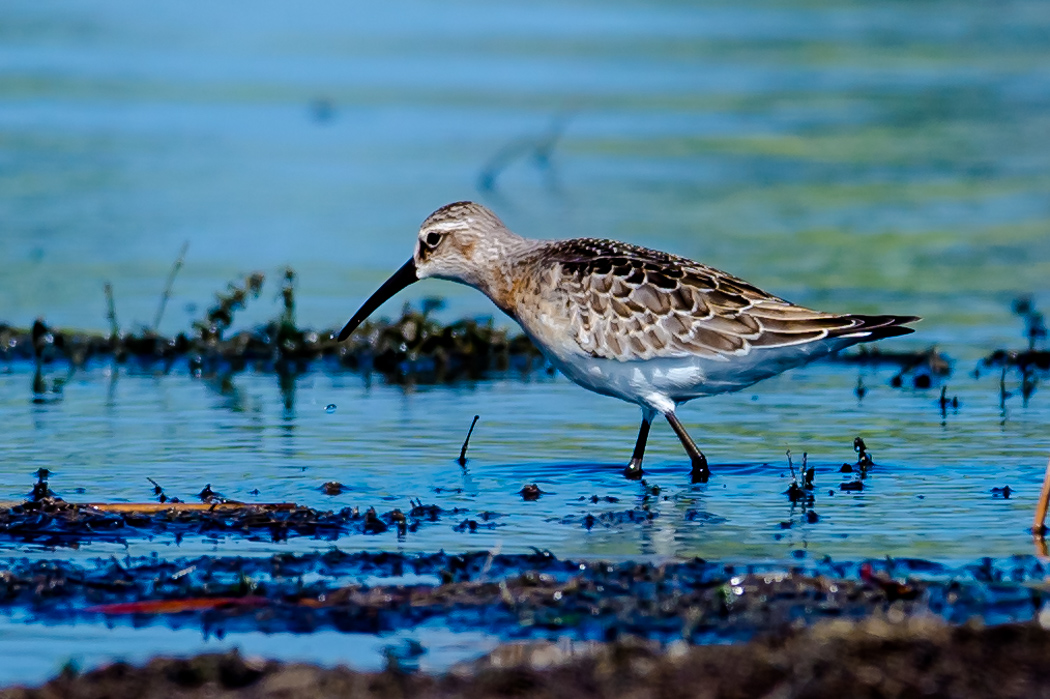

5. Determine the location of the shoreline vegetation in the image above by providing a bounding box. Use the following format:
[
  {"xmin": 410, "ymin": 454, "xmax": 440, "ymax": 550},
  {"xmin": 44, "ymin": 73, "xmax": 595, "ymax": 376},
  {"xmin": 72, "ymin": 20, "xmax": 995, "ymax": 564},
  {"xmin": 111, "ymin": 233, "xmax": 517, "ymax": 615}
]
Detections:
[{"xmin": 2, "ymin": 268, "xmax": 1046, "ymax": 392}]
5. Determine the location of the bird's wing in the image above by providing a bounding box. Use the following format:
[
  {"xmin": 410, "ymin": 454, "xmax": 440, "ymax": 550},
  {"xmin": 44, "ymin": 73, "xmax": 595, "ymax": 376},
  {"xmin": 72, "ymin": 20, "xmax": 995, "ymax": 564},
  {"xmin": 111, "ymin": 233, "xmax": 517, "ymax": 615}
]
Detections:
[{"xmin": 545, "ymin": 238, "xmax": 911, "ymax": 362}]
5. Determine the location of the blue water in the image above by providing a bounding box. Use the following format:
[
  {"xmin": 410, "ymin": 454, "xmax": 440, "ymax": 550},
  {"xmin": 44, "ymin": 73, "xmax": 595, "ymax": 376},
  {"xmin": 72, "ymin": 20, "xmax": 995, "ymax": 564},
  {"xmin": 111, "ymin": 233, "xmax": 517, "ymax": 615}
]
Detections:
[{"xmin": 1, "ymin": 0, "xmax": 1050, "ymax": 685}]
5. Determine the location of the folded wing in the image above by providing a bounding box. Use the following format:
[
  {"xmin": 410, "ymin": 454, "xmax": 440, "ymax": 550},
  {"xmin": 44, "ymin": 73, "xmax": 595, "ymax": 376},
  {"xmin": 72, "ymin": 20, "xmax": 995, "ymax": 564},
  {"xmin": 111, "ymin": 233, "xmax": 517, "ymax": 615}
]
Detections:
[{"xmin": 548, "ymin": 238, "xmax": 917, "ymax": 362}]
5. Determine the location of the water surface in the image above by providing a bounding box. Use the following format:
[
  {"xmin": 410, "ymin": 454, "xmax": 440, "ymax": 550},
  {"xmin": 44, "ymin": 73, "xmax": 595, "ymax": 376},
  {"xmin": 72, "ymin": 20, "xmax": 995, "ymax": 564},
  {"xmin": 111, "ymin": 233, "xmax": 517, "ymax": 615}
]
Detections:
[{"xmin": 1, "ymin": 0, "xmax": 1049, "ymax": 684}]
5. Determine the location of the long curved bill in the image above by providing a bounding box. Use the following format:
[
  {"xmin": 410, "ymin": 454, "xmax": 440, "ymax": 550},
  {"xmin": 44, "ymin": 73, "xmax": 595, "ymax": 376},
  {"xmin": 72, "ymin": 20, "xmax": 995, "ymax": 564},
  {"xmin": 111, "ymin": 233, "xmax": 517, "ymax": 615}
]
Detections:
[{"xmin": 337, "ymin": 258, "xmax": 418, "ymax": 341}]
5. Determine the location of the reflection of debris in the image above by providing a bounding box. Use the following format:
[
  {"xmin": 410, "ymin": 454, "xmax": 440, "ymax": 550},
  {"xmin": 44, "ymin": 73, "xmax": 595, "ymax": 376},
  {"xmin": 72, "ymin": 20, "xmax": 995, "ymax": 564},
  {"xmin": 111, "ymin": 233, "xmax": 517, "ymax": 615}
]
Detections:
[
  {"xmin": 839, "ymin": 346, "xmax": 952, "ymax": 389},
  {"xmin": 939, "ymin": 385, "xmax": 959, "ymax": 420},
  {"xmin": 979, "ymin": 349, "xmax": 1050, "ymax": 377},
  {"xmin": 889, "ymin": 348, "xmax": 951, "ymax": 389},
  {"xmin": 558, "ymin": 507, "xmax": 655, "ymax": 530},
  {"xmin": 978, "ymin": 297, "xmax": 1050, "ymax": 407}
]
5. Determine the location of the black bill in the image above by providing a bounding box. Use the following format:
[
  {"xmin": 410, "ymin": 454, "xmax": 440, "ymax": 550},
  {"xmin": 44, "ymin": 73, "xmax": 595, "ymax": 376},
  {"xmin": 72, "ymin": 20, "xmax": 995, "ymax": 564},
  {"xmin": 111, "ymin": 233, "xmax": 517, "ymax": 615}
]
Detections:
[{"xmin": 336, "ymin": 258, "xmax": 418, "ymax": 341}]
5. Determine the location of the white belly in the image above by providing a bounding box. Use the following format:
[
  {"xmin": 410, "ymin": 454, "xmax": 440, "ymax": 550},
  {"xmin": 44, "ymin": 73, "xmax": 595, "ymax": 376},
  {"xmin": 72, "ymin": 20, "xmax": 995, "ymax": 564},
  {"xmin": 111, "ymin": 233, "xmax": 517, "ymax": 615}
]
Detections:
[{"xmin": 541, "ymin": 339, "xmax": 848, "ymax": 414}]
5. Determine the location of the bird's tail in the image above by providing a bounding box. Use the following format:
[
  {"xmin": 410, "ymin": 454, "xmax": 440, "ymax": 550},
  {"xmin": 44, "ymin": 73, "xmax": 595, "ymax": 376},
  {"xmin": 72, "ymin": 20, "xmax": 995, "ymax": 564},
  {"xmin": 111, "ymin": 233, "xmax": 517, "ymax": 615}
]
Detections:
[{"xmin": 829, "ymin": 314, "xmax": 920, "ymax": 343}]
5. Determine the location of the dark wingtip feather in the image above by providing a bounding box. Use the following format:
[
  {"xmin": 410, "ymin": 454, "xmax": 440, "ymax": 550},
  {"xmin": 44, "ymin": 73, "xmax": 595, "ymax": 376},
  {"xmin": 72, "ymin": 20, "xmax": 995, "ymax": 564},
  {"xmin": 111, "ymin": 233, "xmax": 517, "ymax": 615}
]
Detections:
[{"xmin": 832, "ymin": 314, "xmax": 921, "ymax": 342}]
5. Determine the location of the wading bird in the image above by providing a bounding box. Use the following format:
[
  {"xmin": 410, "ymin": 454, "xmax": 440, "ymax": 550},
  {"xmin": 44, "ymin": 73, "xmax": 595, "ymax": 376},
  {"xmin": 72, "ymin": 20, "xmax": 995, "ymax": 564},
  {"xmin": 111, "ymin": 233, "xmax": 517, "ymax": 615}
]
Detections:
[{"xmin": 338, "ymin": 202, "xmax": 917, "ymax": 481}]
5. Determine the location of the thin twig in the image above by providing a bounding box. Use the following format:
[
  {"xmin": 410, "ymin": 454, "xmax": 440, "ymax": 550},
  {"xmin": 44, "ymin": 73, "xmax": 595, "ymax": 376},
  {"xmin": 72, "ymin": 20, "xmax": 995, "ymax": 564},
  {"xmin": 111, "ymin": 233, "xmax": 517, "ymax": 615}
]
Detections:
[
  {"xmin": 1034, "ymin": 455, "xmax": 1050, "ymax": 536},
  {"xmin": 153, "ymin": 241, "xmax": 189, "ymax": 331},
  {"xmin": 458, "ymin": 415, "xmax": 480, "ymax": 466}
]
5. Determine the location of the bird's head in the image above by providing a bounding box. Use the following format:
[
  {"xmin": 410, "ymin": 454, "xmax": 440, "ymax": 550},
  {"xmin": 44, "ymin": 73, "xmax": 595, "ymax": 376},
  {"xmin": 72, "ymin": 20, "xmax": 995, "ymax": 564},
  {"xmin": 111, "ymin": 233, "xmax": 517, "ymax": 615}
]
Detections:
[{"xmin": 337, "ymin": 201, "xmax": 514, "ymax": 341}]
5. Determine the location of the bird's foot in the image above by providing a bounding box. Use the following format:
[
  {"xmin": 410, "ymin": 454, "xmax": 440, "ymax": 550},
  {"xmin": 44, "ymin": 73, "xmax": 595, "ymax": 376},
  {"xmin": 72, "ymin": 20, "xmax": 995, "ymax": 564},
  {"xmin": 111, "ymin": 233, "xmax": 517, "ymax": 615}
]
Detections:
[
  {"xmin": 623, "ymin": 460, "xmax": 644, "ymax": 480},
  {"xmin": 690, "ymin": 454, "xmax": 710, "ymax": 484}
]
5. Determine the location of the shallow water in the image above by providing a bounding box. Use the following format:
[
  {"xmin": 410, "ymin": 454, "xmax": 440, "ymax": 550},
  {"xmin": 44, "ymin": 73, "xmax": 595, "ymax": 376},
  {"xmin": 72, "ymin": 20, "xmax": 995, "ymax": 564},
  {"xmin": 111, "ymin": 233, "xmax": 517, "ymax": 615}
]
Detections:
[
  {"xmin": 2, "ymin": 0, "xmax": 1050, "ymax": 685},
  {"xmin": 2, "ymin": 361, "xmax": 1047, "ymax": 563}
]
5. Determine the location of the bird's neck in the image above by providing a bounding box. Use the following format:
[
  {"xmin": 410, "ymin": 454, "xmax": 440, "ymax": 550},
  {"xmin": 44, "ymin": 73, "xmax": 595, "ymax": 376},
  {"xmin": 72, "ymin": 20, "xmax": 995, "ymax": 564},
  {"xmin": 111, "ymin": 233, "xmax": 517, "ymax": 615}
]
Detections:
[{"xmin": 471, "ymin": 231, "xmax": 544, "ymax": 318}]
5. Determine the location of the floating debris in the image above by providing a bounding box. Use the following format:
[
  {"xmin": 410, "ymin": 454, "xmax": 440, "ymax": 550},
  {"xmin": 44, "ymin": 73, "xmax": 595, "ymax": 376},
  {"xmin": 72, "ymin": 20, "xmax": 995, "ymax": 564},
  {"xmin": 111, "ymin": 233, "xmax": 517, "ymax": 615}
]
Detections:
[
  {"xmin": 842, "ymin": 437, "xmax": 875, "ymax": 478},
  {"xmin": 321, "ymin": 482, "xmax": 346, "ymax": 496},
  {"xmin": 146, "ymin": 478, "xmax": 182, "ymax": 504},
  {"xmin": 519, "ymin": 484, "xmax": 543, "ymax": 501},
  {"xmin": 0, "ymin": 472, "xmax": 462, "ymax": 546}
]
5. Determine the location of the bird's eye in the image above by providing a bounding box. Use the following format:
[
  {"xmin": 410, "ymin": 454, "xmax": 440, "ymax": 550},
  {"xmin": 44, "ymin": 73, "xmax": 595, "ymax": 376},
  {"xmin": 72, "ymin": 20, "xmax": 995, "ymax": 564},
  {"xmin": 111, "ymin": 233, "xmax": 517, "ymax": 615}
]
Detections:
[{"xmin": 425, "ymin": 231, "xmax": 442, "ymax": 248}]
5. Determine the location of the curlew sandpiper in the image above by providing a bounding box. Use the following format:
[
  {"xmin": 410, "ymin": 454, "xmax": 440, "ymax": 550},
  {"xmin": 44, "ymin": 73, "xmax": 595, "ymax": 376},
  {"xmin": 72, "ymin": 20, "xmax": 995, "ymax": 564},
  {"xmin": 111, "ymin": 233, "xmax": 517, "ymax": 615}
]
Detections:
[{"xmin": 338, "ymin": 201, "xmax": 918, "ymax": 481}]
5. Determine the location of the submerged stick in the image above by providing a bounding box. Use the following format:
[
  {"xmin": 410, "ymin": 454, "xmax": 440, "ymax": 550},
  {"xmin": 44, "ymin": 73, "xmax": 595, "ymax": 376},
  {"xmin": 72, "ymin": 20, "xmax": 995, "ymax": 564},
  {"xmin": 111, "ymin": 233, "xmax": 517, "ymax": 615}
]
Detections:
[
  {"xmin": 1034, "ymin": 455, "xmax": 1050, "ymax": 536},
  {"xmin": 458, "ymin": 414, "xmax": 480, "ymax": 466},
  {"xmin": 153, "ymin": 241, "xmax": 189, "ymax": 331}
]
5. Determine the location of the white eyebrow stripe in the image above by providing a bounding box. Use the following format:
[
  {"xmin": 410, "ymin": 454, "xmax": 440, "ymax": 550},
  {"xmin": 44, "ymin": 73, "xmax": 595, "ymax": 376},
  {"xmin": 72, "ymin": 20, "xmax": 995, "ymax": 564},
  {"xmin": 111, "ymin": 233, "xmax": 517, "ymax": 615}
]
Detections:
[{"xmin": 425, "ymin": 221, "xmax": 471, "ymax": 233}]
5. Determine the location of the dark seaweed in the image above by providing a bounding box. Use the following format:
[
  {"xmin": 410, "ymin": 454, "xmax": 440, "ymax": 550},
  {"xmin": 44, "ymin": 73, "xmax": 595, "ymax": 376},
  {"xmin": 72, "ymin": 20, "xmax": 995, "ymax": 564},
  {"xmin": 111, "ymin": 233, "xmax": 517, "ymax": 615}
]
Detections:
[{"xmin": 0, "ymin": 270, "xmax": 543, "ymax": 387}]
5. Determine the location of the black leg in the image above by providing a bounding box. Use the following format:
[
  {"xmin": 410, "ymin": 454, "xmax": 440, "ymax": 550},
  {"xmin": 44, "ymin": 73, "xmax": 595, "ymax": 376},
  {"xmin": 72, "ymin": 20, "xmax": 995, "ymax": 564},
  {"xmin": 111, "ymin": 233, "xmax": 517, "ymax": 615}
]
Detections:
[
  {"xmin": 664, "ymin": 412, "xmax": 710, "ymax": 483},
  {"xmin": 624, "ymin": 416, "xmax": 652, "ymax": 480}
]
